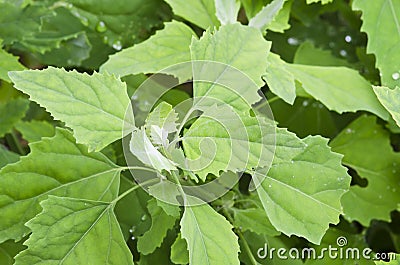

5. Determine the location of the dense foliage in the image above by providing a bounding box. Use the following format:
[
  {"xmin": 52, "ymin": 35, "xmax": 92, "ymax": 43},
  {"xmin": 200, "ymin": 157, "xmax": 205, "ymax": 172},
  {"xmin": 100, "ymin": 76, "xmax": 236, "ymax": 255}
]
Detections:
[{"xmin": 0, "ymin": 0, "xmax": 399, "ymax": 264}]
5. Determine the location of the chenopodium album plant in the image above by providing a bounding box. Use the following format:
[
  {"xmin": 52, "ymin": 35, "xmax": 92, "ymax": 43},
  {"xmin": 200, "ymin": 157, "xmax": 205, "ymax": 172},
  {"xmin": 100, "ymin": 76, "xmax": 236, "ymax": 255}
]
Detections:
[{"xmin": 1, "ymin": 0, "xmax": 400, "ymax": 264}]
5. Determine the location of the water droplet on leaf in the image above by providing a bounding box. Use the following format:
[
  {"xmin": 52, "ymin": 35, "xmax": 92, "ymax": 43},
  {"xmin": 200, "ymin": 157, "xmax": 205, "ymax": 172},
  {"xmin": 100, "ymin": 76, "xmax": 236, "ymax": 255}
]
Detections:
[
  {"xmin": 287, "ymin": 37, "xmax": 299, "ymax": 46},
  {"xmin": 344, "ymin": 35, "xmax": 352, "ymax": 43},
  {"xmin": 112, "ymin": 40, "xmax": 122, "ymax": 50},
  {"xmin": 96, "ymin": 21, "xmax": 107, "ymax": 33},
  {"xmin": 392, "ymin": 72, "xmax": 400, "ymax": 80},
  {"xmin": 141, "ymin": 214, "xmax": 148, "ymax": 221},
  {"xmin": 339, "ymin": 50, "xmax": 347, "ymax": 57}
]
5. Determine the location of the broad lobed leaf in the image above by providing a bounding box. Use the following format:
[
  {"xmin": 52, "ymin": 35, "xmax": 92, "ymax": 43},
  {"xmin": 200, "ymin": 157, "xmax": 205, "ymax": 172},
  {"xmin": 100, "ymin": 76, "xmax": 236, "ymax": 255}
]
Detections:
[
  {"xmin": 8, "ymin": 67, "xmax": 133, "ymax": 152},
  {"xmin": 0, "ymin": 128, "xmax": 120, "ymax": 242},
  {"xmin": 15, "ymin": 196, "xmax": 133, "ymax": 265}
]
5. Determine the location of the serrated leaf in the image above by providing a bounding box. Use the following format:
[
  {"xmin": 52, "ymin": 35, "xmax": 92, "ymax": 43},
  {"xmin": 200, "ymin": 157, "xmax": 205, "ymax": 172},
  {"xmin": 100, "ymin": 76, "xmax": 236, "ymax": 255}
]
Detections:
[
  {"xmin": 180, "ymin": 196, "xmax": 240, "ymax": 265},
  {"xmin": 182, "ymin": 105, "xmax": 275, "ymax": 180},
  {"xmin": 263, "ymin": 53, "xmax": 296, "ymax": 104},
  {"xmin": 101, "ymin": 21, "xmax": 196, "ymax": 82},
  {"xmin": 0, "ymin": 48, "xmax": 25, "ymax": 82},
  {"xmin": 8, "ymin": 67, "xmax": 134, "ymax": 152},
  {"xmin": 14, "ymin": 196, "xmax": 133, "ymax": 265},
  {"xmin": 0, "ymin": 128, "xmax": 120, "ymax": 242},
  {"xmin": 15, "ymin": 120, "xmax": 55, "ymax": 143},
  {"xmin": 190, "ymin": 23, "xmax": 271, "ymax": 111},
  {"xmin": 373, "ymin": 86, "xmax": 400, "ymax": 128},
  {"xmin": 254, "ymin": 135, "xmax": 351, "ymax": 244},
  {"xmin": 0, "ymin": 146, "xmax": 19, "ymax": 169},
  {"xmin": 138, "ymin": 230, "xmax": 176, "ymax": 265},
  {"xmin": 137, "ymin": 198, "xmax": 178, "ymax": 255},
  {"xmin": 215, "ymin": 0, "xmax": 240, "ymax": 25},
  {"xmin": 287, "ymin": 63, "xmax": 389, "ymax": 119},
  {"xmin": 130, "ymin": 128, "xmax": 177, "ymax": 172},
  {"xmin": 170, "ymin": 234, "xmax": 189, "ymax": 265},
  {"xmin": 240, "ymin": 0, "xmax": 269, "ymax": 19},
  {"xmin": 268, "ymin": 0, "xmax": 292, "ymax": 33},
  {"xmin": 233, "ymin": 208, "xmax": 280, "ymax": 236},
  {"xmin": 164, "ymin": 0, "xmax": 220, "ymax": 29},
  {"xmin": 145, "ymin": 102, "xmax": 179, "ymax": 146},
  {"xmin": 353, "ymin": 0, "xmax": 400, "ymax": 88},
  {"xmin": 248, "ymin": 0, "xmax": 286, "ymax": 33},
  {"xmin": 330, "ymin": 115, "xmax": 400, "ymax": 226},
  {"xmin": 0, "ymin": 97, "xmax": 29, "ymax": 137}
]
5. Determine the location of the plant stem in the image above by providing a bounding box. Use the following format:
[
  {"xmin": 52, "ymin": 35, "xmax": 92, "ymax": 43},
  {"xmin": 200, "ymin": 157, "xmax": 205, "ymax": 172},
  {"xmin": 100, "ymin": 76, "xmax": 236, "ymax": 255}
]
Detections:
[
  {"xmin": 222, "ymin": 208, "xmax": 258, "ymax": 265},
  {"xmin": 254, "ymin": 96, "xmax": 280, "ymax": 111},
  {"xmin": 111, "ymin": 178, "xmax": 159, "ymax": 205},
  {"xmin": 7, "ymin": 130, "xmax": 26, "ymax": 155},
  {"xmin": 120, "ymin": 166, "xmax": 158, "ymax": 173}
]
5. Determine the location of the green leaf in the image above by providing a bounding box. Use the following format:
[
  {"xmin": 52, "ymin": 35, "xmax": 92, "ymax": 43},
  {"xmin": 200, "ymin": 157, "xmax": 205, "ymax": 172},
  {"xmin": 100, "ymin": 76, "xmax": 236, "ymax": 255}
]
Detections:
[
  {"xmin": 233, "ymin": 208, "xmax": 280, "ymax": 236},
  {"xmin": 373, "ymin": 86, "xmax": 400, "ymax": 128},
  {"xmin": 240, "ymin": 0, "xmax": 269, "ymax": 19},
  {"xmin": 190, "ymin": 23, "xmax": 271, "ymax": 111},
  {"xmin": 353, "ymin": 0, "xmax": 400, "ymax": 88},
  {"xmin": 138, "ymin": 230, "xmax": 176, "ymax": 265},
  {"xmin": 215, "ymin": 0, "xmax": 240, "ymax": 25},
  {"xmin": 0, "ymin": 128, "xmax": 120, "ymax": 242},
  {"xmin": 15, "ymin": 120, "xmax": 55, "ymax": 143},
  {"xmin": 306, "ymin": 0, "xmax": 333, "ymax": 4},
  {"xmin": 101, "ymin": 21, "xmax": 196, "ymax": 81},
  {"xmin": 0, "ymin": 146, "xmax": 19, "ymax": 169},
  {"xmin": 0, "ymin": 2, "xmax": 50, "ymax": 46},
  {"xmin": 0, "ymin": 240, "xmax": 25, "ymax": 265},
  {"xmin": 375, "ymin": 254, "xmax": 400, "ymax": 264},
  {"xmin": 293, "ymin": 41, "xmax": 353, "ymax": 67},
  {"xmin": 286, "ymin": 63, "xmax": 389, "ymax": 119},
  {"xmin": 170, "ymin": 234, "xmax": 189, "ymax": 265},
  {"xmin": 330, "ymin": 115, "xmax": 400, "ymax": 226},
  {"xmin": 46, "ymin": 0, "xmax": 171, "ymax": 49},
  {"xmin": 0, "ymin": 97, "xmax": 29, "ymax": 137},
  {"xmin": 0, "ymin": 48, "xmax": 25, "ymax": 82},
  {"xmin": 145, "ymin": 102, "xmax": 179, "ymax": 146},
  {"xmin": 267, "ymin": 0, "xmax": 292, "ymax": 33},
  {"xmin": 137, "ymin": 198, "xmax": 179, "ymax": 255},
  {"xmin": 14, "ymin": 196, "xmax": 133, "ymax": 265},
  {"xmin": 130, "ymin": 128, "xmax": 177, "ymax": 172},
  {"xmin": 182, "ymin": 106, "xmax": 275, "ymax": 180},
  {"xmin": 8, "ymin": 67, "xmax": 133, "ymax": 152},
  {"xmin": 263, "ymin": 53, "xmax": 296, "ymax": 104},
  {"xmin": 248, "ymin": 0, "xmax": 286, "ymax": 33},
  {"xmin": 164, "ymin": 0, "xmax": 220, "ymax": 29},
  {"xmin": 254, "ymin": 135, "xmax": 351, "ymax": 244},
  {"xmin": 180, "ymin": 196, "xmax": 240, "ymax": 265}
]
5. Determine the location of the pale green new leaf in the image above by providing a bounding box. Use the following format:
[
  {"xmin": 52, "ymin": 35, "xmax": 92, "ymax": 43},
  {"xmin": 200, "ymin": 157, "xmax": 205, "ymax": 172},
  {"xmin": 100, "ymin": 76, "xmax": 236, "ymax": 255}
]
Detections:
[
  {"xmin": 181, "ymin": 196, "xmax": 240, "ymax": 265},
  {"xmin": 353, "ymin": 0, "xmax": 400, "ymax": 88},
  {"xmin": 101, "ymin": 21, "xmax": 196, "ymax": 82},
  {"xmin": 0, "ymin": 97, "xmax": 29, "ymax": 137},
  {"xmin": 0, "ymin": 48, "xmax": 24, "ymax": 82},
  {"xmin": 263, "ymin": 53, "xmax": 296, "ymax": 104},
  {"xmin": 287, "ymin": 63, "xmax": 389, "ymax": 119},
  {"xmin": 170, "ymin": 234, "xmax": 189, "ymax": 265},
  {"xmin": 190, "ymin": 23, "xmax": 271, "ymax": 111},
  {"xmin": 268, "ymin": 0, "xmax": 292, "ymax": 33},
  {"xmin": 248, "ymin": 0, "xmax": 286, "ymax": 33},
  {"xmin": 373, "ymin": 86, "xmax": 400, "ymax": 128},
  {"xmin": 164, "ymin": 0, "xmax": 220, "ymax": 29},
  {"xmin": 182, "ymin": 105, "xmax": 275, "ymax": 180},
  {"xmin": 15, "ymin": 120, "xmax": 55, "ymax": 143},
  {"xmin": 330, "ymin": 115, "xmax": 400, "ymax": 226},
  {"xmin": 14, "ymin": 196, "xmax": 133, "ymax": 265},
  {"xmin": 8, "ymin": 67, "xmax": 133, "ymax": 151},
  {"xmin": 145, "ymin": 102, "xmax": 179, "ymax": 146},
  {"xmin": 215, "ymin": 0, "xmax": 240, "ymax": 25},
  {"xmin": 255, "ymin": 136, "xmax": 351, "ymax": 244},
  {"xmin": 0, "ymin": 146, "xmax": 19, "ymax": 169},
  {"xmin": 0, "ymin": 129, "xmax": 120, "ymax": 242},
  {"xmin": 137, "ymin": 198, "xmax": 178, "ymax": 255},
  {"xmin": 130, "ymin": 128, "xmax": 177, "ymax": 172}
]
